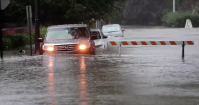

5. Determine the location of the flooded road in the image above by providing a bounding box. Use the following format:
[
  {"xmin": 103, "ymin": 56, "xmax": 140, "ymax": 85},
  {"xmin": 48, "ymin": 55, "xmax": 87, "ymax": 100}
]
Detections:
[{"xmin": 0, "ymin": 27, "xmax": 199, "ymax": 105}]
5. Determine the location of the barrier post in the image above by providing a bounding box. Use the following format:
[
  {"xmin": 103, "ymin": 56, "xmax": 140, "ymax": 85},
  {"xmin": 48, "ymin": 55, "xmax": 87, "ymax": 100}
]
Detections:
[
  {"xmin": 119, "ymin": 42, "xmax": 121, "ymax": 57},
  {"xmin": 182, "ymin": 41, "xmax": 185, "ymax": 58}
]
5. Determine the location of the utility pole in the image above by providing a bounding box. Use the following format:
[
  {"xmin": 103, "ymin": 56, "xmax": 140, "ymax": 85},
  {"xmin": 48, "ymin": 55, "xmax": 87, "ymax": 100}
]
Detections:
[
  {"xmin": 173, "ymin": 0, "xmax": 176, "ymax": 12},
  {"xmin": 0, "ymin": 9, "xmax": 3, "ymax": 59},
  {"xmin": 1, "ymin": 0, "xmax": 10, "ymax": 59},
  {"xmin": 26, "ymin": 6, "xmax": 33, "ymax": 56},
  {"xmin": 35, "ymin": 0, "xmax": 40, "ymax": 54}
]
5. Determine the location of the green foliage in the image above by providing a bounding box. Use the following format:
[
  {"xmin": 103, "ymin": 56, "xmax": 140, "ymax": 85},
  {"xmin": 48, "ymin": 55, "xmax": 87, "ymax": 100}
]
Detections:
[
  {"xmin": 2, "ymin": 38, "xmax": 12, "ymax": 50},
  {"xmin": 3, "ymin": 33, "xmax": 29, "ymax": 50},
  {"xmin": 123, "ymin": 0, "xmax": 167, "ymax": 25},
  {"xmin": 2, "ymin": 27, "xmax": 47, "ymax": 50},
  {"xmin": 111, "ymin": 0, "xmax": 199, "ymax": 26},
  {"xmin": 40, "ymin": 27, "xmax": 47, "ymax": 38},
  {"xmin": 5, "ymin": 0, "xmax": 199, "ymax": 26},
  {"xmin": 5, "ymin": 0, "xmax": 126, "ymax": 25},
  {"xmin": 162, "ymin": 11, "xmax": 199, "ymax": 27},
  {"xmin": 89, "ymin": 22, "xmax": 96, "ymax": 29}
]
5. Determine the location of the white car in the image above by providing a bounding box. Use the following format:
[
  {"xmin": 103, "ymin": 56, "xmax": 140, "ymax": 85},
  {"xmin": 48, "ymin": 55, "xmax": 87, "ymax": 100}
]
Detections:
[
  {"xmin": 90, "ymin": 29, "xmax": 107, "ymax": 48},
  {"xmin": 102, "ymin": 24, "xmax": 124, "ymax": 37}
]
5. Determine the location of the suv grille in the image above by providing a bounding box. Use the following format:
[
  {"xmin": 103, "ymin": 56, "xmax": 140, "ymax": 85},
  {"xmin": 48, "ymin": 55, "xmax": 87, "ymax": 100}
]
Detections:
[{"xmin": 55, "ymin": 44, "xmax": 79, "ymax": 51}]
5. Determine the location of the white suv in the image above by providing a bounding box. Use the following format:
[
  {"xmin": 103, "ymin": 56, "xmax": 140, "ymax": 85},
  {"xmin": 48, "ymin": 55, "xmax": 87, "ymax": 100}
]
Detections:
[{"xmin": 102, "ymin": 24, "xmax": 124, "ymax": 37}]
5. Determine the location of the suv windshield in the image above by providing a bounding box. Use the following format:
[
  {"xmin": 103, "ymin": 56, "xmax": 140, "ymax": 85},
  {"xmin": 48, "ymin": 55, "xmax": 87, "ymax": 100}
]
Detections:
[
  {"xmin": 102, "ymin": 26, "xmax": 121, "ymax": 33},
  {"xmin": 45, "ymin": 27, "xmax": 89, "ymax": 41}
]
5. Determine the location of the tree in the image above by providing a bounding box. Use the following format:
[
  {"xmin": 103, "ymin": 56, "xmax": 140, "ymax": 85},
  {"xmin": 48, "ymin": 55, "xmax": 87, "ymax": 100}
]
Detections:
[
  {"xmin": 123, "ymin": 0, "xmax": 167, "ymax": 25},
  {"xmin": 177, "ymin": 0, "xmax": 199, "ymax": 13},
  {"xmin": 114, "ymin": 0, "xmax": 199, "ymax": 25},
  {"xmin": 4, "ymin": 0, "xmax": 126, "ymax": 25}
]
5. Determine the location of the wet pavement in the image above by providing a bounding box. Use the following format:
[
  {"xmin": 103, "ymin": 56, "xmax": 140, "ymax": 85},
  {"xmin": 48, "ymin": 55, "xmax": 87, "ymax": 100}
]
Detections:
[{"xmin": 0, "ymin": 27, "xmax": 199, "ymax": 105}]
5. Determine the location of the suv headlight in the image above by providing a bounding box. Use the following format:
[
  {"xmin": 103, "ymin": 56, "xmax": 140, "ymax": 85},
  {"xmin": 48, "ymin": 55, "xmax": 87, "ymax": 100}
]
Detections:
[
  {"xmin": 78, "ymin": 42, "xmax": 90, "ymax": 50},
  {"xmin": 79, "ymin": 45, "xmax": 86, "ymax": 50},
  {"xmin": 47, "ymin": 46, "xmax": 54, "ymax": 51},
  {"xmin": 43, "ymin": 45, "xmax": 55, "ymax": 51}
]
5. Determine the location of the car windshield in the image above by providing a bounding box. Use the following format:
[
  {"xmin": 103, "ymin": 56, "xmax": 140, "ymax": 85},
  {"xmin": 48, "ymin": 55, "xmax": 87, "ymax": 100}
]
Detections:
[
  {"xmin": 45, "ymin": 27, "xmax": 89, "ymax": 41},
  {"xmin": 102, "ymin": 26, "xmax": 121, "ymax": 33}
]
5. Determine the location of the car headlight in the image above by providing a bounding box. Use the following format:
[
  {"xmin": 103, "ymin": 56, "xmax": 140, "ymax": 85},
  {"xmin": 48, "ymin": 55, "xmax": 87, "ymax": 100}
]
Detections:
[
  {"xmin": 79, "ymin": 45, "xmax": 86, "ymax": 50},
  {"xmin": 43, "ymin": 45, "xmax": 55, "ymax": 51},
  {"xmin": 47, "ymin": 46, "xmax": 54, "ymax": 51}
]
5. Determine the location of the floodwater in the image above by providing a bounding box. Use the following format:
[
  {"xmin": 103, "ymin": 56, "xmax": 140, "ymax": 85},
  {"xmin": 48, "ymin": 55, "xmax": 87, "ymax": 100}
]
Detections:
[{"xmin": 0, "ymin": 27, "xmax": 199, "ymax": 105}]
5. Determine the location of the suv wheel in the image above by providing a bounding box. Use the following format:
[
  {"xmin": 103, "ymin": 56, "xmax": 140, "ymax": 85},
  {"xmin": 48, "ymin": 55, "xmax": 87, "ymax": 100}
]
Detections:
[{"xmin": 89, "ymin": 45, "xmax": 96, "ymax": 55}]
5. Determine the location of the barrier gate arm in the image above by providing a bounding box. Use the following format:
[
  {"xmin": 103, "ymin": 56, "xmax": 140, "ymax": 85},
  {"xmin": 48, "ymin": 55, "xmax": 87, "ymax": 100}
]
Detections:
[{"xmin": 109, "ymin": 41, "xmax": 194, "ymax": 58}]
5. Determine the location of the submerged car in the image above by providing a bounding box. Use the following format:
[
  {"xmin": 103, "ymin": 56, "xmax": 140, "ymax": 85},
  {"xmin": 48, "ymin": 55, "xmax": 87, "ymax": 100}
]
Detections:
[
  {"xmin": 38, "ymin": 24, "xmax": 98, "ymax": 55},
  {"xmin": 90, "ymin": 29, "xmax": 107, "ymax": 48},
  {"xmin": 102, "ymin": 24, "xmax": 124, "ymax": 37}
]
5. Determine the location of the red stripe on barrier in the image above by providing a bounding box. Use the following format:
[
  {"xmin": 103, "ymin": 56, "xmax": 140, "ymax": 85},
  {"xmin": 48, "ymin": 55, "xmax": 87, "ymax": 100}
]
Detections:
[
  {"xmin": 187, "ymin": 41, "xmax": 194, "ymax": 45},
  {"xmin": 110, "ymin": 41, "xmax": 117, "ymax": 46},
  {"xmin": 121, "ymin": 41, "xmax": 128, "ymax": 45},
  {"xmin": 150, "ymin": 41, "xmax": 157, "ymax": 45},
  {"xmin": 131, "ymin": 41, "xmax": 138, "ymax": 45},
  {"xmin": 170, "ymin": 41, "xmax": 176, "ymax": 45},
  {"xmin": 160, "ymin": 41, "xmax": 166, "ymax": 45},
  {"xmin": 141, "ymin": 41, "xmax": 147, "ymax": 45}
]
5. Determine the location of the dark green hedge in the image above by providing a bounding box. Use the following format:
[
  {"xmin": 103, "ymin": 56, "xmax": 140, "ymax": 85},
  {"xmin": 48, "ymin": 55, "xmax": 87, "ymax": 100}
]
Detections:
[
  {"xmin": 2, "ymin": 27, "xmax": 47, "ymax": 50},
  {"xmin": 3, "ymin": 33, "xmax": 30, "ymax": 50},
  {"xmin": 162, "ymin": 11, "xmax": 199, "ymax": 27}
]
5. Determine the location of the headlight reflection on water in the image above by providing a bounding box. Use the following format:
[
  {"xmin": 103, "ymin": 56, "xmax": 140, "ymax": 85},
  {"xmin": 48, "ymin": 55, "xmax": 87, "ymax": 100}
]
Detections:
[
  {"xmin": 79, "ymin": 56, "xmax": 88, "ymax": 105},
  {"xmin": 47, "ymin": 56, "xmax": 56, "ymax": 105}
]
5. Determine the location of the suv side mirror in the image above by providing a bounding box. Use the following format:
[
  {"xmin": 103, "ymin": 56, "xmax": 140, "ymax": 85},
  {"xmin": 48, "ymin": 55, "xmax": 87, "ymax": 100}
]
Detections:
[
  {"xmin": 38, "ymin": 38, "xmax": 44, "ymax": 42},
  {"xmin": 103, "ymin": 36, "xmax": 108, "ymax": 39},
  {"xmin": 122, "ymin": 30, "xmax": 125, "ymax": 32},
  {"xmin": 90, "ymin": 36, "xmax": 98, "ymax": 40}
]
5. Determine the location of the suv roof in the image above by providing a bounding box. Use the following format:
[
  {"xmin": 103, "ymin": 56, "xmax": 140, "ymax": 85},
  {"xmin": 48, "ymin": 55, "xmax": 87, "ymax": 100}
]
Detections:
[
  {"xmin": 103, "ymin": 24, "xmax": 120, "ymax": 27},
  {"xmin": 47, "ymin": 24, "xmax": 88, "ymax": 30}
]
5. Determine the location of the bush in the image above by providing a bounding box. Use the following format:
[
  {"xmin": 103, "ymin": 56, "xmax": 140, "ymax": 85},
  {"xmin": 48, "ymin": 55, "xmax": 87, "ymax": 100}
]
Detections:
[
  {"xmin": 3, "ymin": 33, "xmax": 29, "ymax": 50},
  {"xmin": 162, "ymin": 11, "xmax": 199, "ymax": 27},
  {"xmin": 2, "ymin": 38, "xmax": 12, "ymax": 50},
  {"xmin": 89, "ymin": 22, "xmax": 96, "ymax": 29},
  {"xmin": 40, "ymin": 26, "xmax": 47, "ymax": 38},
  {"xmin": 2, "ymin": 27, "xmax": 47, "ymax": 50}
]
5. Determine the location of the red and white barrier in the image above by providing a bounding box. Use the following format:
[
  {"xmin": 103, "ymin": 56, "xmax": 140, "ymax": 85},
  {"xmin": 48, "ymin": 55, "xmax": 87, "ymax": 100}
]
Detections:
[
  {"xmin": 109, "ymin": 41, "xmax": 194, "ymax": 46},
  {"xmin": 108, "ymin": 41, "xmax": 194, "ymax": 58}
]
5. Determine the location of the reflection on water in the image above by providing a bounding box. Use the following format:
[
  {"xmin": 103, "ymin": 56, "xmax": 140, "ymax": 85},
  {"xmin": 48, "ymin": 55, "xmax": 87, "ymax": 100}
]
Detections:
[
  {"xmin": 47, "ymin": 56, "xmax": 56, "ymax": 105},
  {"xmin": 44, "ymin": 55, "xmax": 89, "ymax": 105},
  {"xmin": 79, "ymin": 56, "xmax": 88, "ymax": 105}
]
